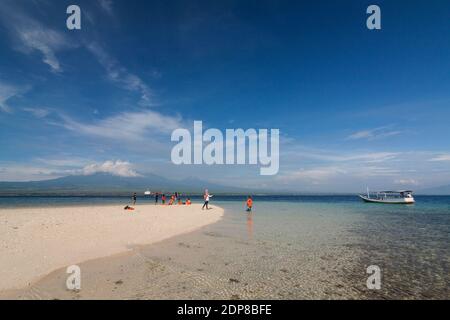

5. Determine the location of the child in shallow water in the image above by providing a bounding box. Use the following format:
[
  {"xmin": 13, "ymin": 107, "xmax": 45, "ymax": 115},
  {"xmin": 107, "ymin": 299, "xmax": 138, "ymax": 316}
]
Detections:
[{"xmin": 246, "ymin": 196, "xmax": 253, "ymax": 212}]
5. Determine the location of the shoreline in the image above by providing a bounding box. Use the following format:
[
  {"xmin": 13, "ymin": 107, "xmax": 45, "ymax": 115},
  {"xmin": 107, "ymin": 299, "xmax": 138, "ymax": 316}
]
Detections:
[
  {"xmin": 0, "ymin": 203, "xmax": 224, "ymax": 293},
  {"xmin": 1, "ymin": 220, "xmax": 225, "ymax": 300},
  {"xmin": 2, "ymin": 197, "xmax": 448, "ymax": 299},
  {"xmin": 1, "ymin": 201, "xmax": 366, "ymax": 300}
]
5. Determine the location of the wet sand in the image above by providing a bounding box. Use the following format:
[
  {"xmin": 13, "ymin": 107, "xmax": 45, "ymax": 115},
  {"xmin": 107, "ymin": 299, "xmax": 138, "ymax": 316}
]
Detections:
[{"xmin": 0, "ymin": 203, "xmax": 223, "ymax": 294}]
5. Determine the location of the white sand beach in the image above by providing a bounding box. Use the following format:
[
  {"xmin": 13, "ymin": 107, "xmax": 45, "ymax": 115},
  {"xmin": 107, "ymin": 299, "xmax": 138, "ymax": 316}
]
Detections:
[{"xmin": 0, "ymin": 203, "xmax": 223, "ymax": 292}]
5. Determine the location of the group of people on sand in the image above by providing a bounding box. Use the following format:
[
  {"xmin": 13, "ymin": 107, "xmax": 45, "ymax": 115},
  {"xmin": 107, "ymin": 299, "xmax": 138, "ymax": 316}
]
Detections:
[
  {"xmin": 150, "ymin": 192, "xmax": 192, "ymax": 206},
  {"xmin": 128, "ymin": 190, "xmax": 254, "ymax": 212}
]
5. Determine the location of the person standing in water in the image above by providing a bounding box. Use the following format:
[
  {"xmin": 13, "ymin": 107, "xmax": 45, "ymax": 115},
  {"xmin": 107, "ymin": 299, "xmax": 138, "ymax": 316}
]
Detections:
[
  {"xmin": 246, "ymin": 196, "xmax": 253, "ymax": 212},
  {"xmin": 155, "ymin": 192, "xmax": 159, "ymax": 205},
  {"xmin": 132, "ymin": 192, "xmax": 137, "ymax": 206},
  {"xmin": 202, "ymin": 189, "xmax": 213, "ymax": 210}
]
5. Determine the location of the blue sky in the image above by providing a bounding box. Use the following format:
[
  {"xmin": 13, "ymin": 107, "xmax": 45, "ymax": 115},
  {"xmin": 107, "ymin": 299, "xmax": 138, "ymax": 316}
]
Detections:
[{"xmin": 0, "ymin": 0, "xmax": 450, "ymax": 192}]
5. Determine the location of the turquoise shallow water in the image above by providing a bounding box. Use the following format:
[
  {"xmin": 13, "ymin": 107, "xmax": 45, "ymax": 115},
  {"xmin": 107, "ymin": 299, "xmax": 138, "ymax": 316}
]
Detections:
[
  {"xmin": 2, "ymin": 195, "xmax": 449, "ymax": 298},
  {"xmin": 209, "ymin": 196, "xmax": 450, "ymax": 298}
]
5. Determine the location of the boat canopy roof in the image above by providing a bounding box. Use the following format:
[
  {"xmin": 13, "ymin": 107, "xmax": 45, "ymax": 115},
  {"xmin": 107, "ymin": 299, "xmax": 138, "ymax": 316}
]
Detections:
[{"xmin": 377, "ymin": 190, "xmax": 413, "ymax": 193}]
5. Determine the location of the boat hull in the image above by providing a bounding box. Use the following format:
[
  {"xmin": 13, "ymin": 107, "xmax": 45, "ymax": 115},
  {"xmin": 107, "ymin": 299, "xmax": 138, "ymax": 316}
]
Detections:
[{"xmin": 359, "ymin": 195, "xmax": 415, "ymax": 204}]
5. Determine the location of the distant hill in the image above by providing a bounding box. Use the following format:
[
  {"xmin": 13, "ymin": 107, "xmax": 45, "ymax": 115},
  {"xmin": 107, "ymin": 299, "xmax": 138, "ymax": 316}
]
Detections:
[
  {"xmin": 417, "ymin": 184, "xmax": 450, "ymax": 195},
  {"xmin": 0, "ymin": 173, "xmax": 248, "ymax": 196}
]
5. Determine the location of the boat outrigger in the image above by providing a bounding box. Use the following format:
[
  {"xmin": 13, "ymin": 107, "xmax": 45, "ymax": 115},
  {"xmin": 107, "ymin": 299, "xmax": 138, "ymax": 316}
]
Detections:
[{"xmin": 359, "ymin": 189, "xmax": 415, "ymax": 204}]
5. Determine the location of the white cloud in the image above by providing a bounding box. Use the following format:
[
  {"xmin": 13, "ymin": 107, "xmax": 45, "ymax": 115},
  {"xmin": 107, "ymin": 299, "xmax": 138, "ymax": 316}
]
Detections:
[
  {"xmin": 0, "ymin": 160, "xmax": 139, "ymax": 181},
  {"xmin": 287, "ymin": 147, "xmax": 399, "ymax": 163},
  {"xmin": 0, "ymin": 164, "xmax": 68, "ymax": 181},
  {"xmin": 23, "ymin": 107, "xmax": 50, "ymax": 118},
  {"xmin": 277, "ymin": 166, "xmax": 347, "ymax": 183},
  {"xmin": 80, "ymin": 160, "xmax": 139, "ymax": 177},
  {"xmin": 429, "ymin": 154, "xmax": 450, "ymax": 162},
  {"xmin": 347, "ymin": 130, "xmax": 373, "ymax": 140},
  {"xmin": 278, "ymin": 163, "xmax": 402, "ymax": 184},
  {"xmin": 97, "ymin": 0, "xmax": 114, "ymax": 16},
  {"xmin": 354, "ymin": 166, "xmax": 400, "ymax": 177},
  {"xmin": 86, "ymin": 42, "xmax": 153, "ymax": 105},
  {"xmin": 271, "ymin": 142, "xmax": 450, "ymax": 191},
  {"xmin": 17, "ymin": 27, "xmax": 69, "ymax": 72},
  {"xmin": 347, "ymin": 127, "xmax": 402, "ymax": 141},
  {"xmin": 394, "ymin": 179, "xmax": 419, "ymax": 186},
  {"xmin": 0, "ymin": 1, "xmax": 73, "ymax": 72},
  {"xmin": 0, "ymin": 82, "xmax": 21, "ymax": 112},
  {"xmin": 35, "ymin": 157, "xmax": 91, "ymax": 167},
  {"xmin": 61, "ymin": 110, "xmax": 183, "ymax": 141}
]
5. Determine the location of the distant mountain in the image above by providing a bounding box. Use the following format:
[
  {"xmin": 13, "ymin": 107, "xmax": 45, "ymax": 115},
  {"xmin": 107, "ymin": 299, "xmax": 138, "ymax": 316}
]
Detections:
[
  {"xmin": 417, "ymin": 184, "xmax": 450, "ymax": 195},
  {"xmin": 0, "ymin": 173, "xmax": 248, "ymax": 196}
]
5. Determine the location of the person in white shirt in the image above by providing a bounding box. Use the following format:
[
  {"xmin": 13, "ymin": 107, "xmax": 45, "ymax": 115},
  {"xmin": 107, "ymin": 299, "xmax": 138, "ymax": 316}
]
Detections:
[{"xmin": 202, "ymin": 189, "xmax": 213, "ymax": 210}]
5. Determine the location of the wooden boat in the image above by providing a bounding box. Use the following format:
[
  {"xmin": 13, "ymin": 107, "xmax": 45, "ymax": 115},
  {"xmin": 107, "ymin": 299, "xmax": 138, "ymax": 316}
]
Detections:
[{"xmin": 359, "ymin": 190, "xmax": 415, "ymax": 204}]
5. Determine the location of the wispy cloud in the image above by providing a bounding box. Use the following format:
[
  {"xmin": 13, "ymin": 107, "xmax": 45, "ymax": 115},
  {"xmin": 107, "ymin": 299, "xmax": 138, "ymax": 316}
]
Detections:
[
  {"xmin": 429, "ymin": 154, "xmax": 450, "ymax": 161},
  {"xmin": 16, "ymin": 26, "xmax": 70, "ymax": 72},
  {"xmin": 275, "ymin": 141, "xmax": 450, "ymax": 191},
  {"xmin": 276, "ymin": 163, "xmax": 404, "ymax": 185},
  {"xmin": 277, "ymin": 166, "xmax": 346, "ymax": 183},
  {"xmin": 86, "ymin": 42, "xmax": 153, "ymax": 105},
  {"xmin": 0, "ymin": 163, "xmax": 70, "ymax": 181},
  {"xmin": 0, "ymin": 159, "xmax": 139, "ymax": 181},
  {"xmin": 355, "ymin": 166, "xmax": 401, "ymax": 177},
  {"xmin": 0, "ymin": 82, "xmax": 22, "ymax": 113},
  {"xmin": 347, "ymin": 126, "xmax": 402, "ymax": 141},
  {"xmin": 35, "ymin": 157, "xmax": 91, "ymax": 168},
  {"xmin": 285, "ymin": 146, "xmax": 400, "ymax": 163},
  {"xmin": 0, "ymin": 1, "xmax": 73, "ymax": 72},
  {"xmin": 394, "ymin": 178, "xmax": 419, "ymax": 186},
  {"xmin": 60, "ymin": 110, "xmax": 183, "ymax": 141},
  {"xmin": 97, "ymin": 0, "xmax": 114, "ymax": 16},
  {"xmin": 23, "ymin": 107, "xmax": 50, "ymax": 118}
]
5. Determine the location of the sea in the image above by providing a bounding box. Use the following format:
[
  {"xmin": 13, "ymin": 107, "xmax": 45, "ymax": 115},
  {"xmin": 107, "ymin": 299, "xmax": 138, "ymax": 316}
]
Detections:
[{"xmin": 1, "ymin": 195, "xmax": 449, "ymax": 299}]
